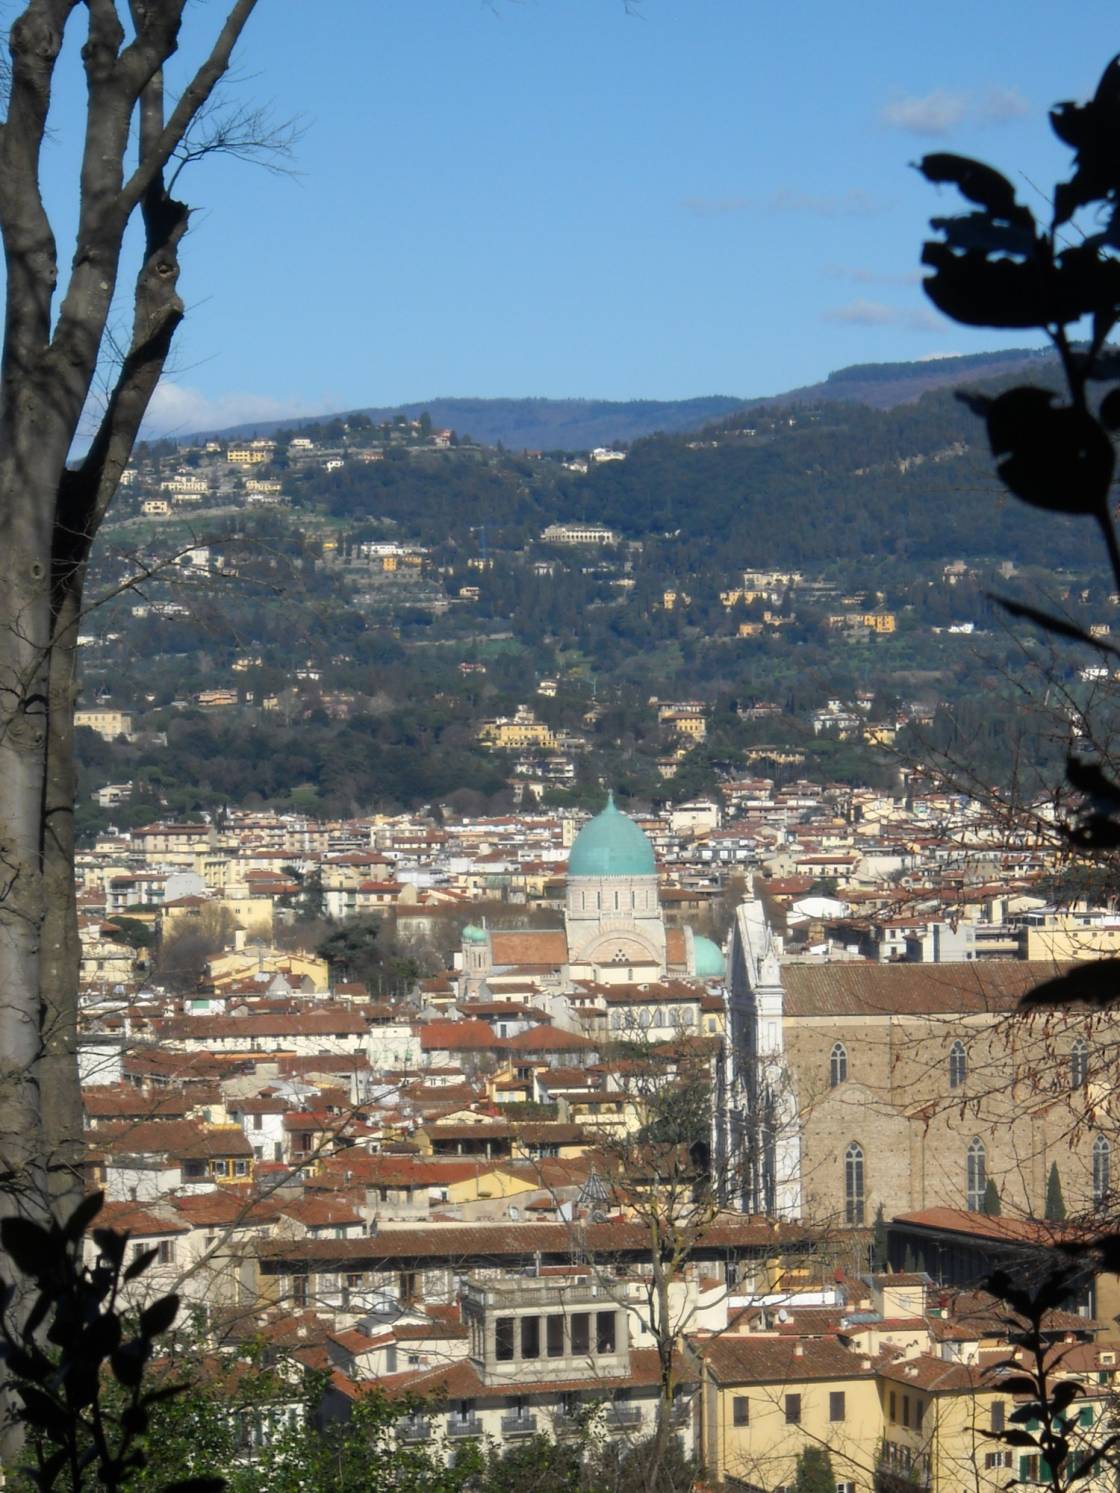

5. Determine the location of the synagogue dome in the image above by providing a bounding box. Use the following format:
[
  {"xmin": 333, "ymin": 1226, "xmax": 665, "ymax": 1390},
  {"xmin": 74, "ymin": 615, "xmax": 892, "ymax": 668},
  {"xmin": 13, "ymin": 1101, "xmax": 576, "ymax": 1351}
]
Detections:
[
  {"xmin": 692, "ymin": 934, "xmax": 726, "ymax": 978},
  {"xmin": 462, "ymin": 924, "xmax": 488, "ymax": 944},
  {"xmin": 567, "ymin": 792, "xmax": 656, "ymax": 879}
]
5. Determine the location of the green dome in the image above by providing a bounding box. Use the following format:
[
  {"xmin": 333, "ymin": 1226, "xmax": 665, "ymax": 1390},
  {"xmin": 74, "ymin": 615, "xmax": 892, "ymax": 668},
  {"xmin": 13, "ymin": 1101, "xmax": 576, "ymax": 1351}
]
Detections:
[
  {"xmin": 692, "ymin": 935, "xmax": 726, "ymax": 978},
  {"xmin": 462, "ymin": 924, "xmax": 488, "ymax": 945},
  {"xmin": 568, "ymin": 793, "xmax": 656, "ymax": 878}
]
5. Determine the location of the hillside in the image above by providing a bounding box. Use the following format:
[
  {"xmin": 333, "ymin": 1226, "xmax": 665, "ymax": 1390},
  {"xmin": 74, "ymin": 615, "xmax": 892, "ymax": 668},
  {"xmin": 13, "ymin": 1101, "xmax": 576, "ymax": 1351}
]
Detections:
[{"xmin": 202, "ymin": 347, "xmax": 1053, "ymax": 452}]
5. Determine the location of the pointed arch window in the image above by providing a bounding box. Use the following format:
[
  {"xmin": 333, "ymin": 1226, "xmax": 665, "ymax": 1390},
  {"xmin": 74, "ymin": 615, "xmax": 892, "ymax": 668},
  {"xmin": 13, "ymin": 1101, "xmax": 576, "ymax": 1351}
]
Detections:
[
  {"xmin": 830, "ymin": 1042, "xmax": 848, "ymax": 1088},
  {"xmin": 966, "ymin": 1137, "xmax": 986, "ymax": 1211},
  {"xmin": 1072, "ymin": 1039, "xmax": 1089, "ymax": 1090},
  {"xmin": 949, "ymin": 1041, "xmax": 967, "ymax": 1090},
  {"xmin": 1093, "ymin": 1137, "xmax": 1110, "ymax": 1206},
  {"xmin": 845, "ymin": 1143, "xmax": 865, "ymax": 1226}
]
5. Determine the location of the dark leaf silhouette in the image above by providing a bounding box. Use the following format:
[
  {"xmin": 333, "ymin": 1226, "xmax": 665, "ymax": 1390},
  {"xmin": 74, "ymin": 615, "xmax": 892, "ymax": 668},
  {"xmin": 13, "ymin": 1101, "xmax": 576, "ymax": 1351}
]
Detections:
[
  {"xmin": 973, "ymin": 388, "xmax": 1113, "ymax": 516},
  {"xmin": 1018, "ymin": 960, "xmax": 1120, "ymax": 1008},
  {"xmin": 139, "ymin": 1293, "xmax": 179, "ymax": 1339},
  {"xmin": 1050, "ymin": 56, "xmax": 1120, "ymax": 222},
  {"xmin": 1, "ymin": 1217, "xmax": 53, "ymax": 1278},
  {"xmin": 62, "ymin": 1191, "xmax": 104, "ymax": 1243},
  {"xmin": 123, "ymin": 1246, "xmax": 158, "ymax": 1282},
  {"xmin": 1099, "ymin": 387, "xmax": 1120, "ymax": 429},
  {"xmin": 918, "ymin": 153, "xmax": 1034, "ymax": 225}
]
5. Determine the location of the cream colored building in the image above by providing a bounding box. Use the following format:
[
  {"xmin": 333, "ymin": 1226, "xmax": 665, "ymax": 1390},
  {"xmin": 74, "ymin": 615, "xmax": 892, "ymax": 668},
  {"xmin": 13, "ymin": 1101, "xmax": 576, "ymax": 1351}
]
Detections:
[{"xmin": 75, "ymin": 707, "xmax": 134, "ymax": 741}]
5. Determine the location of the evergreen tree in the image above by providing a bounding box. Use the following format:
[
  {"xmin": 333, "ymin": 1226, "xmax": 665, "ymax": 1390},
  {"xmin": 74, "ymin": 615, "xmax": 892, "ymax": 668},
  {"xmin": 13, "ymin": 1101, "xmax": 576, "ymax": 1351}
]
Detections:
[
  {"xmin": 872, "ymin": 1203, "xmax": 889, "ymax": 1271},
  {"xmin": 1045, "ymin": 1162, "xmax": 1067, "ymax": 1222},
  {"xmin": 793, "ymin": 1445, "xmax": 837, "ymax": 1493},
  {"xmin": 982, "ymin": 1178, "xmax": 1001, "ymax": 1216},
  {"xmin": 902, "ymin": 1244, "xmax": 917, "ymax": 1272}
]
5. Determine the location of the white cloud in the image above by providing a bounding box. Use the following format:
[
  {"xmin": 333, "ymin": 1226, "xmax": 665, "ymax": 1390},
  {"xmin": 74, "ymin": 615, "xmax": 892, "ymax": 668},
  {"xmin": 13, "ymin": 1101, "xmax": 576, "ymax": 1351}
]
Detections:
[
  {"xmin": 822, "ymin": 298, "xmax": 946, "ymax": 332},
  {"xmin": 880, "ymin": 85, "xmax": 1030, "ymax": 136},
  {"xmin": 980, "ymin": 86, "xmax": 1030, "ymax": 123},
  {"xmin": 881, "ymin": 89, "xmax": 969, "ymax": 136},
  {"xmin": 140, "ymin": 382, "xmax": 334, "ymax": 438}
]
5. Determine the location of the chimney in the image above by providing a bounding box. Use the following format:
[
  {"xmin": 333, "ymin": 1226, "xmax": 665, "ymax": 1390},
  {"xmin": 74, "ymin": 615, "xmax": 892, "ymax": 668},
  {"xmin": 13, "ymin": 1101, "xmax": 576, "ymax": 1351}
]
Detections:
[
  {"xmin": 793, "ymin": 1342, "xmax": 804, "ymax": 1356},
  {"xmin": 861, "ymin": 1359, "xmax": 872, "ymax": 1371}
]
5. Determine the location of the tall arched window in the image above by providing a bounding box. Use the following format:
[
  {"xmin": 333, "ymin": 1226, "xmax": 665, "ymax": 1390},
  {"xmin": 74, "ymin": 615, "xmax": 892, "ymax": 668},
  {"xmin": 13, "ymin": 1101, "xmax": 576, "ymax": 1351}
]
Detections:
[
  {"xmin": 966, "ymin": 1137, "xmax": 986, "ymax": 1211},
  {"xmin": 1093, "ymin": 1137, "xmax": 1111, "ymax": 1206},
  {"xmin": 845, "ymin": 1143, "xmax": 865, "ymax": 1226},
  {"xmin": 949, "ymin": 1041, "xmax": 967, "ymax": 1090},
  {"xmin": 1072, "ymin": 1039, "xmax": 1090, "ymax": 1090},
  {"xmin": 830, "ymin": 1042, "xmax": 848, "ymax": 1088}
]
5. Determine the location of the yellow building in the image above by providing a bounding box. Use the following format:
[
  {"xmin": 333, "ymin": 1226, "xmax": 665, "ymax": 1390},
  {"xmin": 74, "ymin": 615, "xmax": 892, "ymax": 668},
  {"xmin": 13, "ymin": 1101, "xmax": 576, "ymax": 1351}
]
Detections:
[
  {"xmin": 479, "ymin": 715, "xmax": 557, "ymax": 751},
  {"xmin": 876, "ymin": 1355, "xmax": 1109, "ymax": 1493},
  {"xmin": 701, "ymin": 1332, "xmax": 1110, "ymax": 1493},
  {"xmin": 1023, "ymin": 914, "xmax": 1120, "ymax": 962},
  {"xmin": 206, "ymin": 945, "xmax": 328, "ymax": 991},
  {"xmin": 861, "ymin": 611, "xmax": 897, "ymax": 633},
  {"xmin": 227, "ymin": 446, "xmax": 269, "ymax": 464},
  {"xmin": 700, "ymin": 1335, "xmax": 883, "ymax": 1493}
]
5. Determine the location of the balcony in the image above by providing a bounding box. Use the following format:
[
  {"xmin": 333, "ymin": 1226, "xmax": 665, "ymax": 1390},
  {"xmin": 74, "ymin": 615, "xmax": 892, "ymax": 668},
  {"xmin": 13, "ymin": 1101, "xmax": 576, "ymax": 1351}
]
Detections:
[
  {"xmin": 500, "ymin": 1414, "xmax": 538, "ymax": 1438},
  {"xmin": 604, "ymin": 1404, "xmax": 642, "ymax": 1429},
  {"xmin": 397, "ymin": 1418, "xmax": 430, "ymax": 1444},
  {"xmin": 446, "ymin": 1416, "xmax": 484, "ymax": 1440}
]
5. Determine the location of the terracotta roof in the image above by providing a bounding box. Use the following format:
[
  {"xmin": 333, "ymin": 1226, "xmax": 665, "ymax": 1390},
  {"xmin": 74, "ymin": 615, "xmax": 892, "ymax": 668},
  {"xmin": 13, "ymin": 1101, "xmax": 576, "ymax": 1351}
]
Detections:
[
  {"xmin": 95, "ymin": 1119, "xmax": 253, "ymax": 1161},
  {"xmin": 893, "ymin": 1208, "xmax": 1083, "ymax": 1247},
  {"xmin": 420, "ymin": 1020, "xmax": 502, "ymax": 1052},
  {"xmin": 276, "ymin": 1194, "xmax": 364, "ymax": 1228},
  {"xmin": 94, "ymin": 1201, "xmax": 190, "ymax": 1237},
  {"xmin": 319, "ymin": 1154, "xmax": 494, "ymax": 1187},
  {"xmin": 489, "ymin": 930, "xmax": 568, "ymax": 966},
  {"xmin": 258, "ymin": 1216, "xmax": 806, "ymax": 1267},
  {"xmin": 702, "ymin": 1334, "xmax": 871, "ymax": 1383},
  {"xmin": 170, "ymin": 1190, "xmax": 281, "ymax": 1227},
  {"xmin": 782, "ymin": 962, "xmax": 1076, "ymax": 1018},
  {"xmin": 157, "ymin": 1008, "xmax": 366, "ymax": 1039},
  {"xmin": 341, "ymin": 1345, "xmax": 690, "ymax": 1403},
  {"xmin": 83, "ymin": 1085, "xmax": 193, "ymax": 1121},
  {"xmin": 505, "ymin": 1025, "xmax": 594, "ymax": 1052},
  {"xmin": 876, "ymin": 1353, "xmax": 993, "ymax": 1393}
]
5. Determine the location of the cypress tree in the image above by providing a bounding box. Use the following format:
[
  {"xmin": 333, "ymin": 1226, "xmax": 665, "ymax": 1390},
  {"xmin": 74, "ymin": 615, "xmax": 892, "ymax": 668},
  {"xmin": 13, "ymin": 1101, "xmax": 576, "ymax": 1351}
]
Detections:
[
  {"xmin": 872, "ymin": 1203, "xmax": 889, "ymax": 1271},
  {"xmin": 981, "ymin": 1178, "xmax": 1001, "ymax": 1216},
  {"xmin": 1045, "ymin": 1162, "xmax": 1066, "ymax": 1222}
]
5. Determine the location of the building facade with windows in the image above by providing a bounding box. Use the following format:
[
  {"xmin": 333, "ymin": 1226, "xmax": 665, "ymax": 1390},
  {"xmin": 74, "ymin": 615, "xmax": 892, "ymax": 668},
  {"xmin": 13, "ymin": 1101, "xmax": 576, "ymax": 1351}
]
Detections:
[{"xmin": 722, "ymin": 892, "xmax": 1115, "ymax": 1228}]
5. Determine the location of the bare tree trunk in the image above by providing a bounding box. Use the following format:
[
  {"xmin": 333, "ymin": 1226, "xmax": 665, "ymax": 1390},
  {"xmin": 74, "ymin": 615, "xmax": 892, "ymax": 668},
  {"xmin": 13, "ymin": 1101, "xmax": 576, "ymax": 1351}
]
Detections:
[
  {"xmin": 0, "ymin": 0, "xmax": 262, "ymax": 1461},
  {"xmin": 39, "ymin": 587, "xmax": 84, "ymax": 1214}
]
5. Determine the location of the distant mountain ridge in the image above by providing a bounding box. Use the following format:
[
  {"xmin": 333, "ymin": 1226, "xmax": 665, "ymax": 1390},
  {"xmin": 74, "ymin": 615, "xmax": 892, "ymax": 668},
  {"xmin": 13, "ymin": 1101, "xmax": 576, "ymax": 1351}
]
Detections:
[{"xmin": 203, "ymin": 346, "xmax": 1053, "ymax": 451}]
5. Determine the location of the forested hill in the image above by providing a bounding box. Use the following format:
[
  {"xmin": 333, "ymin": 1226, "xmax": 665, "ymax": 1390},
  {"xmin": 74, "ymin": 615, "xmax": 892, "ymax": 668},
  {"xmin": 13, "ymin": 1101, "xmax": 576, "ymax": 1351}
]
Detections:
[
  {"xmin": 206, "ymin": 348, "xmax": 1052, "ymax": 451},
  {"xmin": 291, "ymin": 370, "xmax": 1083, "ymax": 570},
  {"xmin": 552, "ymin": 379, "xmax": 1078, "ymax": 568}
]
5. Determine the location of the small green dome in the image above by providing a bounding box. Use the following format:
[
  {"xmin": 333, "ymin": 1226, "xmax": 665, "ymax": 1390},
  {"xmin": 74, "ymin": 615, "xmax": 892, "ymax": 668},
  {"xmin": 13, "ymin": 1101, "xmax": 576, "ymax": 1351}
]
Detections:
[
  {"xmin": 568, "ymin": 792, "xmax": 656, "ymax": 878},
  {"xmin": 692, "ymin": 935, "xmax": 726, "ymax": 978},
  {"xmin": 462, "ymin": 924, "xmax": 488, "ymax": 945}
]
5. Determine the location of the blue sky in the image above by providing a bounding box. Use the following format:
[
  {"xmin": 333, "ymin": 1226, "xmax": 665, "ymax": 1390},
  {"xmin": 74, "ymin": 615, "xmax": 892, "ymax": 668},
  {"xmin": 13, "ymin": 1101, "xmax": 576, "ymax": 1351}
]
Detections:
[{"xmin": 36, "ymin": 0, "xmax": 1120, "ymax": 433}]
